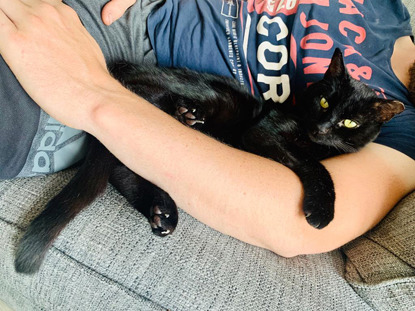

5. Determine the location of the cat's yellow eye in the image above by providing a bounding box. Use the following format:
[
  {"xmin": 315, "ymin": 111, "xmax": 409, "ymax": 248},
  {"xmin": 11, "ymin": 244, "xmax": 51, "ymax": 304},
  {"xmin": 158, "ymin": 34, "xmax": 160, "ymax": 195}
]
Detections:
[
  {"xmin": 320, "ymin": 97, "xmax": 329, "ymax": 109},
  {"xmin": 342, "ymin": 119, "xmax": 358, "ymax": 128}
]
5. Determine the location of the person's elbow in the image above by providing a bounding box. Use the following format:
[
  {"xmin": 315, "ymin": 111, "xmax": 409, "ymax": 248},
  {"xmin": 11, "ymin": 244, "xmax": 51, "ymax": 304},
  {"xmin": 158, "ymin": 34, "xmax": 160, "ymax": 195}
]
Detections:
[{"xmin": 264, "ymin": 221, "xmax": 342, "ymax": 258}]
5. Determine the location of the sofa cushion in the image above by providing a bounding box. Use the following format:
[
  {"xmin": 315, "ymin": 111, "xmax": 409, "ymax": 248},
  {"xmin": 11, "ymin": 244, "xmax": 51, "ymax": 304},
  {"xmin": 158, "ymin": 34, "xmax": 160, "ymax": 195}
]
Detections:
[
  {"xmin": 0, "ymin": 171, "xmax": 371, "ymax": 311},
  {"xmin": 403, "ymin": 0, "xmax": 415, "ymax": 30},
  {"xmin": 342, "ymin": 191, "xmax": 415, "ymax": 310}
]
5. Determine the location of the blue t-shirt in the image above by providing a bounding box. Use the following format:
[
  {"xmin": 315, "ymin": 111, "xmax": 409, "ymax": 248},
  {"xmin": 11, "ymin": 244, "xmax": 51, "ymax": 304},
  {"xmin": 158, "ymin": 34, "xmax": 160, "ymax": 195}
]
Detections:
[{"xmin": 148, "ymin": 0, "xmax": 415, "ymax": 159}]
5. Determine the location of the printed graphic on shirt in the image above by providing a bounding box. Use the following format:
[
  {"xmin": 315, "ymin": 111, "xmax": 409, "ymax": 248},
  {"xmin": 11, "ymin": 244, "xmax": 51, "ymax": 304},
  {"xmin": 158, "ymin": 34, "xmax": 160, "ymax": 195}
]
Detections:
[
  {"xmin": 222, "ymin": 0, "xmax": 239, "ymax": 18},
  {"xmin": 17, "ymin": 111, "xmax": 87, "ymax": 177},
  {"xmin": 148, "ymin": 0, "xmax": 412, "ymax": 106},
  {"xmin": 240, "ymin": 0, "xmax": 297, "ymax": 103},
  {"xmin": 234, "ymin": 0, "xmax": 404, "ymax": 103}
]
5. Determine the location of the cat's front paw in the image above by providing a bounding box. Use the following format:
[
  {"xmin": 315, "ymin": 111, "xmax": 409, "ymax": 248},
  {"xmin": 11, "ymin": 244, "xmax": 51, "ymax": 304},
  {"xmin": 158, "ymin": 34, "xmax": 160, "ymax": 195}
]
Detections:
[
  {"xmin": 148, "ymin": 193, "xmax": 178, "ymax": 237},
  {"xmin": 302, "ymin": 190, "xmax": 335, "ymax": 229},
  {"xmin": 304, "ymin": 206, "xmax": 334, "ymax": 229},
  {"xmin": 175, "ymin": 106, "xmax": 205, "ymax": 128}
]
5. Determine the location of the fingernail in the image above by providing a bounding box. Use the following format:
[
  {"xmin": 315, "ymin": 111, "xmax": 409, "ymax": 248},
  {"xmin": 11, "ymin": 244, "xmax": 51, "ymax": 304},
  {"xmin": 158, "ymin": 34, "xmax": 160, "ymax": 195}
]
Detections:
[{"xmin": 107, "ymin": 13, "xmax": 113, "ymax": 25}]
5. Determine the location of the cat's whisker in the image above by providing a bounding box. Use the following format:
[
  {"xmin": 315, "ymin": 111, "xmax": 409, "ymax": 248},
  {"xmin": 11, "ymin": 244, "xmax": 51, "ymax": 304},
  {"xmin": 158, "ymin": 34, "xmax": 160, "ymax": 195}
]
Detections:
[{"xmin": 333, "ymin": 140, "xmax": 357, "ymax": 153}]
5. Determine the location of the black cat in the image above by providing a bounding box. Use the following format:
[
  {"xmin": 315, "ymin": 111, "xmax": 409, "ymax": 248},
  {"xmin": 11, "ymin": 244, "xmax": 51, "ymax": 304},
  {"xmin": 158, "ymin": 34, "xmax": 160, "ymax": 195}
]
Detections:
[{"xmin": 15, "ymin": 48, "xmax": 404, "ymax": 274}]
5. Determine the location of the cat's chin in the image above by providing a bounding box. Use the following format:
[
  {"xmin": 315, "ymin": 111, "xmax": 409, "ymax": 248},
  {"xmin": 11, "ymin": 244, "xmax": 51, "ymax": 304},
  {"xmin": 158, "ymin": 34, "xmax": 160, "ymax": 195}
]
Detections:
[{"xmin": 307, "ymin": 133, "xmax": 328, "ymax": 145}]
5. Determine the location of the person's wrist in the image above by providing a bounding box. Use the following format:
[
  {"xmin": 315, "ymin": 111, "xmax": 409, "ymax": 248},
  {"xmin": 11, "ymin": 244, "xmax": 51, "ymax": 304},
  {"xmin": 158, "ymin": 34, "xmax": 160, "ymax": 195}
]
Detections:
[
  {"xmin": 84, "ymin": 76, "xmax": 151, "ymax": 137},
  {"xmin": 81, "ymin": 76, "xmax": 126, "ymax": 133}
]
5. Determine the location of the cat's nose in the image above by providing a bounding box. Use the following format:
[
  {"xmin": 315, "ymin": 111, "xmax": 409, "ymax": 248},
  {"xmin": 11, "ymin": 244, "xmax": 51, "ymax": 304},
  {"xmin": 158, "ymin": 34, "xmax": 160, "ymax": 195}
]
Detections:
[{"xmin": 315, "ymin": 125, "xmax": 330, "ymax": 135}]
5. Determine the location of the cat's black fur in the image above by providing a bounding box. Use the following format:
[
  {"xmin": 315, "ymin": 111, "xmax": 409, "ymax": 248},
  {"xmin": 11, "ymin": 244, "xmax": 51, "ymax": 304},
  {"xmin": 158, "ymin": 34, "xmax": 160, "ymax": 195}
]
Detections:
[{"xmin": 15, "ymin": 49, "xmax": 404, "ymax": 274}]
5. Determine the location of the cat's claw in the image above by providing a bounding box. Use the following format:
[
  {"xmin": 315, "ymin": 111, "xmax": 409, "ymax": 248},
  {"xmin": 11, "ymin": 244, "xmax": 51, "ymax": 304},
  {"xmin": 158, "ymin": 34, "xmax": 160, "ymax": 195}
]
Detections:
[
  {"xmin": 175, "ymin": 106, "xmax": 205, "ymax": 127},
  {"xmin": 305, "ymin": 213, "xmax": 321, "ymax": 229}
]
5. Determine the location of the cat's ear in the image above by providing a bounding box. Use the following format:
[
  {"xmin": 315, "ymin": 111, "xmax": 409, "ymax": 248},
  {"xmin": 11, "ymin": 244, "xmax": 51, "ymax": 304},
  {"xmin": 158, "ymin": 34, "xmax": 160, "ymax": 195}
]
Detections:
[
  {"xmin": 325, "ymin": 48, "xmax": 346, "ymax": 79},
  {"xmin": 373, "ymin": 100, "xmax": 405, "ymax": 122}
]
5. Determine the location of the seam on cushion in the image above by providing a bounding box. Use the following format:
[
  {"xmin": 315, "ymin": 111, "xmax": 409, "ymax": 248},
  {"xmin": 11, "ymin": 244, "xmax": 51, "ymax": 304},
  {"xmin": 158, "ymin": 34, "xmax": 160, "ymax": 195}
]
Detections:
[
  {"xmin": 348, "ymin": 262, "xmax": 366, "ymax": 283},
  {"xmin": 349, "ymin": 277, "xmax": 415, "ymax": 290},
  {"xmin": 346, "ymin": 235, "xmax": 415, "ymax": 288},
  {"xmin": 340, "ymin": 250, "xmax": 382, "ymax": 310},
  {"xmin": 340, "ymin": 268, "xmax": 375, "ymax": 310},
  {"xmin": 0, "ymin": 218, "xmax": 166, "ymax": 311},
  {"xmin": 367, "ymin": 232, "xmax": 415, "ymax": 270},
  {"xmin": 364, "ymin": 235, "xmax": 415, "ymax": 270},
  {"xmin": 342, "ymin": 248, "xmax": 367, "ymax": 282},
  {"xmin": 51, "ymin": 247, "xmax": 167, "ymax": 310},
  {"xmin": 0, "ymin": 217, "xmax": 24, "ymax": 231}
]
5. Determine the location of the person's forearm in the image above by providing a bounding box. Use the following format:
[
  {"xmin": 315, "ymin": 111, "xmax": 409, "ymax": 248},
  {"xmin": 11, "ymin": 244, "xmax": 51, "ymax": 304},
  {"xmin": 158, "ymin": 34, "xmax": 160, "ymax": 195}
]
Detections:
[
  {"xmin": 86, "ymin": 83, "xmax": 415, "ymax": 257},
  {"xmin": 87, "ymin": 84, "xmax": 305, "ymax": 256}
]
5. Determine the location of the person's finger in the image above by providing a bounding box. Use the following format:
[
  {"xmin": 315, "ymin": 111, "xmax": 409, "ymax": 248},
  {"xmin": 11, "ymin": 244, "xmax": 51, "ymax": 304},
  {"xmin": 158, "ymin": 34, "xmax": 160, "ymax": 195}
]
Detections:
[
  {"xmin": 0, "ymin": 0, "xmax": 30, "ymax": 23},
  {"xmin": 0, "ymin": 10, "xmax": 17, "ymax": 71},
  {"xmin": 0, "ymin": 8, "xmax": 16, "ymax": 34},
  {"xmin": 101, "ymin": 0, "xmax": 136, "ymax": 25},
  {"xmin": 21, "ymin": 0, "xmax": 62, "ymax": 7},
  {"xmin": 0, "ymin": 9, "xmax": 18, "ymax": 52}
]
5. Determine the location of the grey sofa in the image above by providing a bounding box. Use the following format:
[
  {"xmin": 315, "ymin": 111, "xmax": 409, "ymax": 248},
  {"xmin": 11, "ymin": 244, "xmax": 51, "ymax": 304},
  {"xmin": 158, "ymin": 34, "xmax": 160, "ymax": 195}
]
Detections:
[{"xmin": 1, "ymin": 2, "xmax": 415, "ymax": 310}]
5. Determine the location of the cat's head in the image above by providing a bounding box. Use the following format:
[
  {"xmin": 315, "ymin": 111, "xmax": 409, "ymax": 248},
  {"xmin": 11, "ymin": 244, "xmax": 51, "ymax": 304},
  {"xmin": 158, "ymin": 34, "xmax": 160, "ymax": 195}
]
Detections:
[{"xmin": 297, "ymin": 48, "xmax": 404, "ymax": 152}]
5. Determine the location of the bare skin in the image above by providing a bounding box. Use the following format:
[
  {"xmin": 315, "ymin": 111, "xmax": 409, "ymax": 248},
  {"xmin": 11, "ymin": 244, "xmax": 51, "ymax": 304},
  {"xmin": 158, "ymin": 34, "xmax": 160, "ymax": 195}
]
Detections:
[
  {"xmin": 0, "ymin": 0, "xmax": 414, "ymax": 257},
  {"xmin": 101, "ymin": 0, "xmax": 136, "ymax": 25}
]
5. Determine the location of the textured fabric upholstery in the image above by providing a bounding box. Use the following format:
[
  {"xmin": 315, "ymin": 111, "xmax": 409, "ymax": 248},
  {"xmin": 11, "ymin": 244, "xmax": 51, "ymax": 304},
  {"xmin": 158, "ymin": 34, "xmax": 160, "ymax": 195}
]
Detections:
[
  {"xmin": 343, "ymin": 191, "xmax": 415, "ymax": 310},
  {"xmin": 0, "ymin": 170, "xmax": 371, "ymax": 310},
  {"xmin": 0, "ymin": 1, "xmax": 415, "ymax": 310},
  {"xmin": 407, "ymin": 0, "xmax": 415, "ymax": 30}
]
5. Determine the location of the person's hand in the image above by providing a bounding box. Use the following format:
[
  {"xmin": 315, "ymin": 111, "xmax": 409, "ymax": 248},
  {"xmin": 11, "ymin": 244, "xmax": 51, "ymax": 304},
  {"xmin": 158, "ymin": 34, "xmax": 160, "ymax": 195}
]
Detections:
[
  {"xmin": 101, "ymin": 0, "xmax": 137, "ymax": 25},
  {"xmin": 0, "ymin": 0, "xmax": 117, "ymax": 130}
]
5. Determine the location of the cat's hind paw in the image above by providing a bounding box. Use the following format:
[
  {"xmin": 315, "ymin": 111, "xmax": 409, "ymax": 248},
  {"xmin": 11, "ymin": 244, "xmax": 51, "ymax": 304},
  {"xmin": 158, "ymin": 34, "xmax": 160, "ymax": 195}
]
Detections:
[
  {"xmin": 149, "ymin": 198, "xmax": 178, "ymax": 237},
  {"xmin": 175, "ymin": 106, "xmax": 205, "ymax": 127}
]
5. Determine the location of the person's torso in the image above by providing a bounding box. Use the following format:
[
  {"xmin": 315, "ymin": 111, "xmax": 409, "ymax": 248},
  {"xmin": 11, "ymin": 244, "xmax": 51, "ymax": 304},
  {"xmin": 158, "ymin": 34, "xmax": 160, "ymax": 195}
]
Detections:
[{"xmin": 148, "ymin": 0, "xmax": 413, "ymax": 105}]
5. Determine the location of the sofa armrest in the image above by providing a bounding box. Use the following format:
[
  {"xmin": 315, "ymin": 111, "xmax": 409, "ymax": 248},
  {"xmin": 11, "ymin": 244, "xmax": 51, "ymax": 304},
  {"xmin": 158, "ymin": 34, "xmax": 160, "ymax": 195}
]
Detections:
[
  {"xmin": 403, "ymin": 0, "xmax": 415, "ymax": 31},
  {"xmin": 342, "ymin": 191, "xmax": 415, "ymax": 310}
]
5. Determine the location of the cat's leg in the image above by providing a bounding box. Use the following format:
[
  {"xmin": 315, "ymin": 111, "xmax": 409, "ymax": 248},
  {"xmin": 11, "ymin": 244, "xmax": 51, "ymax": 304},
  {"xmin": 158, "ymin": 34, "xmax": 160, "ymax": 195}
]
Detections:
[
  {"xmin": 110, "ymin": 165, "xmax": 178, "ymax": 236},
  {"xmin": 289, "ymin": 158, "xmax": 335, "ymax": 229},
  {"xmin": 171, "ymin": 93, "xmax": 264, "ymax": 141},
  {"xmin": 15, "ymin": 136, "xmax": 116, "ymax": 274},
  {"xmin": 257, "ymin": 143, "xmax": 335, "ymax": 229},
  {"xmin": 257, "ymin": 146, "xmax": 335, "ymax": 229},
  {"xmin": 241, "ymin": 114, "xmax": 335, "ymax": 229}
]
